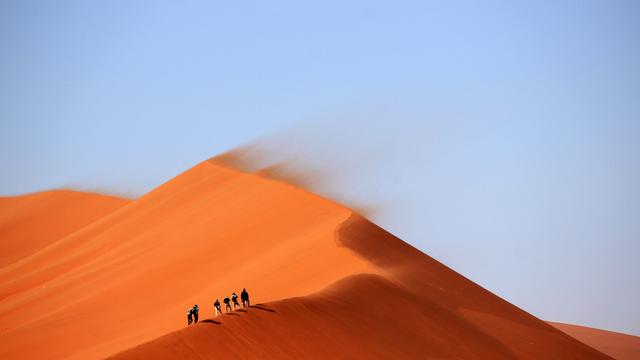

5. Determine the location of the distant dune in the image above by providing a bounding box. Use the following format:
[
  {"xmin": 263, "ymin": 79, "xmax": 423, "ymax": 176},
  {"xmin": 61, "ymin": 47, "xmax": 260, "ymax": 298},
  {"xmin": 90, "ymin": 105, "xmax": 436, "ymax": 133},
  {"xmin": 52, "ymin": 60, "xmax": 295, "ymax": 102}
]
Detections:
[
  {"xmin": 0, "ymin": 190, "xmax": 129, "ymax": 268},
  {"xmin": 549, "ymin": 322, "xmax": 640, "ymax": 360},
  {"xmin": 0, "ymin": 158, "xmax": 619, "ymax": 359}
]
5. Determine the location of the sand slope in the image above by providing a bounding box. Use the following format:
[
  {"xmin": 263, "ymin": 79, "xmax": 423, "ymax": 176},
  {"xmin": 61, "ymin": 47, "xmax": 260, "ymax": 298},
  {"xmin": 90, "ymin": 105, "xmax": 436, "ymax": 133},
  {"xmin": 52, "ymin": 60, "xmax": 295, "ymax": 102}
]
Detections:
[
  {"xmin": 550, "ymin": 322, "xmax": 640, "ymax": 360},
  {"xmin": 0, "ymin": 190, "xmax": 129, "ymax": 268},
  {"xmin": 0, "ymin": 160, "xmax": 370, "ymax": 359},
  {"xmin": 0, "ymin": 159, "xmax": 612, "ymax": 359},
  {"xmin": 111, "ymin": 214, "xmax": 610, "ymax": 360},
  {"xmin": 111, "ymin": 274, "xmax": 613, "ymax": 360}
]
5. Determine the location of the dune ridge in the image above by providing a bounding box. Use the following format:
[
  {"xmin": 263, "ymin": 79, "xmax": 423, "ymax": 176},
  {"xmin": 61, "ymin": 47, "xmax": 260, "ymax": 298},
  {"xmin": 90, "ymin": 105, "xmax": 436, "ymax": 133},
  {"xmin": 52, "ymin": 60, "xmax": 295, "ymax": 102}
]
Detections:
[{"xmin": 0, "ymin": 158, "xmax": 614, "ymax": 359}]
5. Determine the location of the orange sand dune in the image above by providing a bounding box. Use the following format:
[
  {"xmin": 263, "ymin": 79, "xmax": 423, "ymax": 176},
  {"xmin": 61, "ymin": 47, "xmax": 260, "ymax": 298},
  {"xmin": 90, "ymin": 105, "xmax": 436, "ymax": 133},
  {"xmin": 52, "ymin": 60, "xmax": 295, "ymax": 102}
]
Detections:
[
  {"xmin": 0, "ymin": 159, "xmax": 612, "ymax": 359},
  {"xmin": 111, "ymin": 215, "xmax": 610, "ymax": 360},
  {"xmin": 550, "ymin": 322, "xmax": 640, "ymax": 360},
  {"xmin": 0, "ymin": 190, "xmax": 129, "ymax": 268},
  {"xmin": 111, "ymin": 274, "xmax": 611, "ymax": 360}
]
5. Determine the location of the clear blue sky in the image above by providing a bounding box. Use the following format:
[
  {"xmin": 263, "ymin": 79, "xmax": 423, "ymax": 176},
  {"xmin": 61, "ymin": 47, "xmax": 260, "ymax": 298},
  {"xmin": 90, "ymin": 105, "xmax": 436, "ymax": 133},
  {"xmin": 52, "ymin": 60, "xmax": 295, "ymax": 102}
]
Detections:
[{"xmin": 1, "ymin": 1, "xmax": 639, "ymax": 335}]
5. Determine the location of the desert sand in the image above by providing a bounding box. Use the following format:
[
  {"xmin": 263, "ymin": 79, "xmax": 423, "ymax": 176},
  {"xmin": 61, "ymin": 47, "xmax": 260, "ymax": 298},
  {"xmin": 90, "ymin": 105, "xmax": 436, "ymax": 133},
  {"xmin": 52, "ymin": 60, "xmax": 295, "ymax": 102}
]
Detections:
[
  {"xmin": 549, "ymin": 322, "xmax": 640, "ymax": 360},
  {"xmin": 0, "ymin": 158, "xmax": 619, "ymax": 359},
  {"xmin": 0, "ymin": 190, "xmax": 129, "ymax": 268}
]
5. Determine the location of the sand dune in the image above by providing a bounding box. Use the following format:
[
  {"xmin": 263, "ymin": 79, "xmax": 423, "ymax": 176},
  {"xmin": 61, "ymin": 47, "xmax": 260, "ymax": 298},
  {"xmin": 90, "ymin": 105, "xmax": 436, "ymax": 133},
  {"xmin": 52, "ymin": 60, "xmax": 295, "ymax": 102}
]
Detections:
[
  {"xmin": 0, "ymin": 160, "xmax": 369, "ymax": 359},
  {"xmin": 0, "ymin": 159, "xmax": 614, "ymax": 359},
  {"xmin": 110, "ymin": 214, "xmax": 610, "ymax": 360},
  {"xmin": 0, "ymin": 190, "xmax": 129, "ymax": 268},
  {"xmin": 549, "ymin": 322, "xmax": 640, "ymax": 360},
  {"xmin": 110, "ymin": 275, "xmax": 610, "ymax": 360}
]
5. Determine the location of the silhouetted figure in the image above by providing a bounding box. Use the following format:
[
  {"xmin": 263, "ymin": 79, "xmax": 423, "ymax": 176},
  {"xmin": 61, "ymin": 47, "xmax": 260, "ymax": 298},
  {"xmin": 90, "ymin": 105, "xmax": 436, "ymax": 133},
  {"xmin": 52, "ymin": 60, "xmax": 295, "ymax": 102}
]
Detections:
[
  {"xmin": 214, "ymin": 299, "xmax": 222, "ymax": 316},
  {"xmin": 223, "ymin": 296, "xmax": 232, "ymax": 312},
  {"xmin": 192, "ymin": 304, "xmax": 199, "ymax": 323},
  {"xmin": 232, "ymin": 292, "xmax": 240, "ymax": 309},
  {"xmin": 241, "ymin": 288, "xmax": 250, "ymax": 307},
  {"xmin": 187, "ymin": 307, "xmax": 193, "ymax": 325}
]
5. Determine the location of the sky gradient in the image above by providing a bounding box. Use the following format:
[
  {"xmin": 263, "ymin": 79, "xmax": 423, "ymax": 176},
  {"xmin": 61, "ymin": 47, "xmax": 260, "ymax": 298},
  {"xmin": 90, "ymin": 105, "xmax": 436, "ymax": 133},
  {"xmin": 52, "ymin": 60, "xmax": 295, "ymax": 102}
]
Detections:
[{"xmin": 1, "ymin": 1, "xmax": 639, "ymax": 334}]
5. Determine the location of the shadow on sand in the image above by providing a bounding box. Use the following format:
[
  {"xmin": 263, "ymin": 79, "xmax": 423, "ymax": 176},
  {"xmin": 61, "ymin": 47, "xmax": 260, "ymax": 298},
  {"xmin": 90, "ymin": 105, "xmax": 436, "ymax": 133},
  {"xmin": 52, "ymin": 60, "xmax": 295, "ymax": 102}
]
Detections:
[
  {"xmin": 250, "ymin": 304, "xmax": 276, "ymax": 313},
  {"xmin": 201, "ymin": 319, "xmax": 221, "ymax": 325}
]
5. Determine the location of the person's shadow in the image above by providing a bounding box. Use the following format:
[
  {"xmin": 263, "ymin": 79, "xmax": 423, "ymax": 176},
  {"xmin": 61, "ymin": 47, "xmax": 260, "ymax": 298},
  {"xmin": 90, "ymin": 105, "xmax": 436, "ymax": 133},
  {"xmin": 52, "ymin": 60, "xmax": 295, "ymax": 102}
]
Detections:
[
  {"xmin": 250, "ymin": 304, "xmax": 276, "ymax": 313},
  {"xmin": 201, "ymin": 319, "xmax": 221, "ymax": 325}
]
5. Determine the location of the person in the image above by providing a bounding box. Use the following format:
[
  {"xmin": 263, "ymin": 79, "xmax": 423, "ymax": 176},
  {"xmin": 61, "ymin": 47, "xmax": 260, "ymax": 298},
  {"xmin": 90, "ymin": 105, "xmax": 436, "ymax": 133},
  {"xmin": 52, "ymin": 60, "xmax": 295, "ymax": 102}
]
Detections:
[
  {"xmin": 223, "ymin": 296, "xmax": 232, "ymax": 312},
  {"xmin": 187, "ymin": 307, "xmax": 193, "ymax": 325},
  {"xmin": 241, "ymin": 288, "xmax": 250, "ymax": 307},
  {"xmin": 231, "ymin": 292, "xmax": 240, "ymax": 309},
  {"xmin": 192, "ymin": 304, "xmax": 199, "ymax": 323},
  {"xmin": 214, "ymin": 299, "xmax": 222, "ymax": 316}
]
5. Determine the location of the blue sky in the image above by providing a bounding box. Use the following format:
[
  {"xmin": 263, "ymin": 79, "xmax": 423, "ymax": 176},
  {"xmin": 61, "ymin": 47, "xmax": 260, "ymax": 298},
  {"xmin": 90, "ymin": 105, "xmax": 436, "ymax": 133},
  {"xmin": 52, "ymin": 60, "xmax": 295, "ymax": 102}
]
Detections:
[{"xmin": 1, "ymin": 1, "xmax": 639, "ymax": 334}]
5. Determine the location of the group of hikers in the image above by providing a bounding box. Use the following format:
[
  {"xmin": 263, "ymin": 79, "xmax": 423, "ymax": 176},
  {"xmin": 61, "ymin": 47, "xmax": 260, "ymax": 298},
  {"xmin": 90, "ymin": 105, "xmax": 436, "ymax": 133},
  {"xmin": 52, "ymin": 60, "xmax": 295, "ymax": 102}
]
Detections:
[{"xmin": 187, "ymin": 288, "xmax": 250, "ymax": 325}]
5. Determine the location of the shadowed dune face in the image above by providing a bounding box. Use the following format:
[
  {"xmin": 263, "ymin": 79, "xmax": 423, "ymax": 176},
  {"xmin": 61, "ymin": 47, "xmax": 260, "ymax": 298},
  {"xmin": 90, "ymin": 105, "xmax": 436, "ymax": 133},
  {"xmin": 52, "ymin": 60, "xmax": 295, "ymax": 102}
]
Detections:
[
  {"xmin": 549, "ymin": 322, "xmax": 640, "ymax": 360},
  {"xmin": 335, "ymin": 216, "xmax": 609, "ymax": 359},
  {"xmin": 0, "ymin": 159, "xmax": 614, "ymax": 359}
]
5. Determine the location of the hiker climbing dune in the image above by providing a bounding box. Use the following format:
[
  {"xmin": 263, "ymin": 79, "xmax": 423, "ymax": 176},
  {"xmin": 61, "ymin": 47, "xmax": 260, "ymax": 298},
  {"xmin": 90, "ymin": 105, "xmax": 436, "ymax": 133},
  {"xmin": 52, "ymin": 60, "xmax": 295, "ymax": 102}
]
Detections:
[
  {"xmin": 224, "ymin": 296, "xmax": 232, "ymax": 312},
  {"xmin": 241, "ymin": 288, "xmax": 250, "ymax": 307},
  {"xmin": 186, "ymin": 305, "xmax": 198, "ymax": 325},
  {"xmin": 232, "ymin": 292, "xmax": 240, "ymax": 309},
  {"xmin": 185, "ymin": 288, "xmax": 251, "ymax": 324}
]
